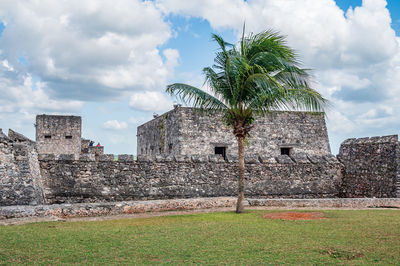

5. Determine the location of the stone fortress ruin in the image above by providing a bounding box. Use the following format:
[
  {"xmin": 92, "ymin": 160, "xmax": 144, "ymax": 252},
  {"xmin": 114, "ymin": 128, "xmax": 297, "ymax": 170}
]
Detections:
[
  {"xmin": 35, "ymin": 114, "xmax": 104, "ymax": 160},
  {"xmin": 0, "ymin": 109, "xmax": 399, "ymax": 217},
  {"xmin": 138, "ymin": 106, "xmax": 331, "ymax": 158}
]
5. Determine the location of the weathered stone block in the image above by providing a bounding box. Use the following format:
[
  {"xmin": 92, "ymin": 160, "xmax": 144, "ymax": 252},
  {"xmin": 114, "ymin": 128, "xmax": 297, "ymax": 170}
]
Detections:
[
  {"xmin": 79, "ymin": 154, "xmax": 95, "ymax": 162},
  {"xmin": 57, "ymin": 154, "xmax": 75, "ymax": 161},
  {"xmin": 225, "ymin": 155, "xmax": 238, "ymax": 163},
  {"xmin": 174, "ymin": 155, "xmax": 191, "ymax": 163},
  {"xmin": 338, "ymin": 134, "xmax": 399, "ymax": 198},
  {"xmin": 291, "ymin": 153, "xmax": 309, "ymax": 163},
  {"xmin": 137, "ymin": 155, "xmax": 153, "ymax": 162},
  {"xmin": 354, "ymin": 137, "xmax": 369, "ymax": 144},
  {"xmin": 118, "ymin": 154, "xmax": 134, "ymax": 162},
  {"xmin": 155, "ymin": 155, "xmax": 173, "ymax": 162},
  {"xmin": 98, "ymin": 154, "xmax": 114, "ymax": 162},
  {"xmin": 323, "ymin": 154, "xmax": 338, "ymax": 164},
  {"xmin": 208, "ymin": 154, "xmax": 224, "ymax": 163},
  {"xmin": 191, "ymin": 155, "xmax": 208, "ymax": 163},
  {"xmin": 307, "ymin": 155, "xmax": 324, "ymax": 164},
  {"xmin": 275, "ymin": 155, "xmax": 293, "ymax": 164},
  {"xmin": 341, "ymin": 138, "xmax": 356, "ymax": 145},
  {"xmin": 38, "ymin": 154, "xmax": 56, "ymax": 161},
  {"xmin": 259, "ymin": 155, "xmax": 277, "ymax": 164},
  {"xmin": 245, "ymin": 155, "xmax": 260, "ymax": 164}
]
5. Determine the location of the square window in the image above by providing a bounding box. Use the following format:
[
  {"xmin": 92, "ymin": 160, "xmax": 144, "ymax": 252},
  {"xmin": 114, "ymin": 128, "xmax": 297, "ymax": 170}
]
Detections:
[
  {"xmin": 281, "ymin": 147, "xmax": 291, "ymax": 155},
  {"xmin": 215, "ymin": 146, "xmax": 226, "ymax": 159}
]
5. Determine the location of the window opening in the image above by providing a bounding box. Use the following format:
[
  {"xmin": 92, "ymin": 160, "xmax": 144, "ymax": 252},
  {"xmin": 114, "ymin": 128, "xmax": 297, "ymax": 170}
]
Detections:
[
  {"xmin": 44, "ymin": 135, "xmax": 51, "ymax": 139},
  {"xmin": 169, "ymin": 144, "xmax": 173, "ymax": 153},
  {"xmin": 281, "ymin": 147, "xmax": 291, "ymax": 155},
  {"xmin": 65, "ymin": 135, "xmax": 72, "ymax": 139},
  {"xmin": 215, "ymin": 146, "xmax": 226, "ymax": 159}
]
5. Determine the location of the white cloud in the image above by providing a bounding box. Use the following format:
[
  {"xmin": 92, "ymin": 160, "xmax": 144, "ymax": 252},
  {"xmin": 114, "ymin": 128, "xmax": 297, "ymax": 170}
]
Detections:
[
  {"xmin": 129, "ymin": 91, "xmax": 173, "ymax": 112},
  {"xmin": 0, "ymin": 65, "xmax": 83, "ymax": 114},
  {"xmin": 103, "ymin": 120, "xmax": 128, "ymax": 130},
  {"xmin": 0, "ymin": 0, "xmax": 178, "ymax": 100}
]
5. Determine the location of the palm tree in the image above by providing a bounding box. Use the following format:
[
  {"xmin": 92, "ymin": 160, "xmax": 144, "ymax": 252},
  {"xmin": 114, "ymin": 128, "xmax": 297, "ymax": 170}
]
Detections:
[{"xmin": 166, "ymin": 27, "xmax": 327, "ymax": 213}]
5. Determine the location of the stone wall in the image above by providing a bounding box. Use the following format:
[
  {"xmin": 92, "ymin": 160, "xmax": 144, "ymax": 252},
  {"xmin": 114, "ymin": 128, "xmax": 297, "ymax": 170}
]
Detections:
[
  {"xmin": 81, "ymin": 139, "xmax": 104, "ymax": 156},
  {"xmin": 36, "ymin": 115, "xmax": 82, "ymax": 159},
  {"xmin": 338, "ymin": 135, "xmax": 399, "ymax": 198},
  {"xmin": 38, "ymin": 153, "xmax": 342, "ymax": 204},
  {"xmin": 137, "ymin": 107, "xmax": 331, "ymax": 157},
  {"xmin": 0, "ymin": 129, "xmax": 44, "ymax": 206},
  {"xmin": 137, "ymin": 108, "xmax": 182, "ymax": 155}
]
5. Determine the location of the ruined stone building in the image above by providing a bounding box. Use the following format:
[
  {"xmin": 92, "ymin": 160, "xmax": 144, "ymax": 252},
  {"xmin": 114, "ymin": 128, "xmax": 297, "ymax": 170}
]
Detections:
[
  {"xmin": 35, "ymin": 114, "xmax": 103, "ymax": 159},
  {"xmin": 1, "ymin": 111, "xmax": 399, "ymax": 207},
  {"xmin": 137, "ymin": 107, "xmax": 331, "ymax": 158}
]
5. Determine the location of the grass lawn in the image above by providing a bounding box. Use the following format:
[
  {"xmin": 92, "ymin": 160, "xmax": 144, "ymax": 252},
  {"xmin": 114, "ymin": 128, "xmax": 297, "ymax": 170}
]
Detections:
[{"xmin": 0, "ymin": 210, "xmax": 399, "ymax": 264}]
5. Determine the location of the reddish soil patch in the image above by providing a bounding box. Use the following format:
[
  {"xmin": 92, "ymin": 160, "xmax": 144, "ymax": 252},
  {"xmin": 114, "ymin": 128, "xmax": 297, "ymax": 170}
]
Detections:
[{"xmin": 262, "ymin": 212, "xmax": 325, "ymax": 220}]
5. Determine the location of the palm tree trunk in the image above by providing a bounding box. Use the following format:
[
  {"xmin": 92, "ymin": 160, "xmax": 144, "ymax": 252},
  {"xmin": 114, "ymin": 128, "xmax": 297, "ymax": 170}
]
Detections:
[{"xmin": 236, "ymin": 136, "xmax": 245, "ymax": 213}]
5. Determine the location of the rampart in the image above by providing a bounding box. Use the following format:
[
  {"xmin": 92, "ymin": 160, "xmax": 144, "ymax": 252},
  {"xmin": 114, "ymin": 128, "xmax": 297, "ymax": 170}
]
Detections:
[
  {"xmin": 2, "ymin": 128, "xmax": 400, "ymax": 210},
  {"xmin": 38, "ymin": 154, "xmax": 342, "ymax": 204},
  {"xmin": 0, "ymin": 129, "xmax": 44, "ymax": 206},
  {"xmin": 338, "ymin": 135, "xmax": 400, "ymax": 198}
]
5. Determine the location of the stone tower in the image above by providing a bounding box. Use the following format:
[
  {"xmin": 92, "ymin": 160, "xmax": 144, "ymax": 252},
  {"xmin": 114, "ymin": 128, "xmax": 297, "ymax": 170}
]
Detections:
[
  {"xmin": 137, "ymin": 107, "xmax": 331, "ymax": 158},
  {"xmin": 36, "ymin": 115, "xmax": 82, "ymax": 158}
]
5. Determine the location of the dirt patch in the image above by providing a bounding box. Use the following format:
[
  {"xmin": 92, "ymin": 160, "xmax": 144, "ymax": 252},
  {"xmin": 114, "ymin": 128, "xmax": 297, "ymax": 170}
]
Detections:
[{"xmin": 262, "ymin": 212, "xmax": 325, "ymax": 220}]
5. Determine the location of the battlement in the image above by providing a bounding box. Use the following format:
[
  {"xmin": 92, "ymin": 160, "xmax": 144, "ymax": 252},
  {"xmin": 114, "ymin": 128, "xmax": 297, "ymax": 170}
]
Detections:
[
  {"xmin": 37, "ymin": 153, "xmax": 339, "ymax": 165},
  {"xmin": 340, "ymin": 135, "xmax": 398, "ymax": 145}
]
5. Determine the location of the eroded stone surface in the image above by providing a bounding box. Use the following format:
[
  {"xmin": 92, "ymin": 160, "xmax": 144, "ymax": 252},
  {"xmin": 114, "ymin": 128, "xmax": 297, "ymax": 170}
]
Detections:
[
  {"xmin": 338, "ymin": 135, "xmax": 399, "ymax": 198},
  {"xmin": 137, "ymin": 107, "xmax": 331, "ymax": 158}
]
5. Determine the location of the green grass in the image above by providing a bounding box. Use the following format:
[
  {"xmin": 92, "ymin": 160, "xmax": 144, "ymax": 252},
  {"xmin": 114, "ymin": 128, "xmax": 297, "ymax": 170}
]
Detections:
[{"xmin": 0, "ymin": 210, "xmax": 399, "ymax": 264}]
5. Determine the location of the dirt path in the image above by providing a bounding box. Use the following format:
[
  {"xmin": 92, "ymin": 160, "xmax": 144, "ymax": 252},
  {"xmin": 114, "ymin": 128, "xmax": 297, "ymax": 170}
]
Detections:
[{"xmin": 1, "ymin": 206, "xmax": 397, "ymax": 226}]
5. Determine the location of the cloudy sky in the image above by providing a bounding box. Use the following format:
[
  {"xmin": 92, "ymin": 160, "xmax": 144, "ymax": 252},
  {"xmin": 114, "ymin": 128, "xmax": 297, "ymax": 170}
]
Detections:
[{"xmin": 0, "ymin": 0, "xmax": 399, "ymax": 155}]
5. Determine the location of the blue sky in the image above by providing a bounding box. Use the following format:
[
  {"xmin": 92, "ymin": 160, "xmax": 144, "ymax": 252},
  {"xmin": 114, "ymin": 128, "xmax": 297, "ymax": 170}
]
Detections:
[{"xmin": 0, "ymin": 0, "xmax": 399, "ymax": 155}]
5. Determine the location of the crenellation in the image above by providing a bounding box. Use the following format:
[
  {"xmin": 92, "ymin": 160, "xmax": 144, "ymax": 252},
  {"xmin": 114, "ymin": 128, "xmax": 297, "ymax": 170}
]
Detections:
[
  {"xmin": 118, "ymin": 154, "xmax": 134, "ymax": 162},
  {"xmin": 275, "ymin": 155, "xmax": 294, "ymax": 164},
  {"xmin": 99, "ymin": 154, "xmax": 115, "ymax": 162},
  {"xmin": 191, "ymin": 155, "xmax": 209, "ymax": 163},
  {"xmin": 79, "ymin": 154, "xmax": 96, "ymax": 162},
  {"xmin": 307, "ymin": 155, "xmax": 325, "ymax": 164},
  {"xmin": 259, "ymin": 155, "xmax": 277, "ymax": 164},
  {"xmin": 290, "ymin": 153, "xmax": 309, "ymax": 164},
  {"xmin": 244, "ymin": 155, "xmax": 260, "ymax": 164},
  {"xmin": 174, "ymin": 155, "xmax": 191, "ymax": 163}
]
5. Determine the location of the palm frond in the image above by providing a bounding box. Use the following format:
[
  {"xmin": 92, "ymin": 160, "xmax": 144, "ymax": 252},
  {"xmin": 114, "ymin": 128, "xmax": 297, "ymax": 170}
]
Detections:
[{"xmin": 166, "ymin": 83, "xmax": 227, "ymax": 111}]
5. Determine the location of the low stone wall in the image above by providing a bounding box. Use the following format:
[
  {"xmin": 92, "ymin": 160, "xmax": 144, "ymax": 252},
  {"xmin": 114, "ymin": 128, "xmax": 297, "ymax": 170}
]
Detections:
[
  {"xmin": 338, "ymin": 135, "xmax": 399, "ymax": 198},
  {"xmin": 38, "ymin": 153, "xmax": 342, "ymax": 204},
  {"xmin": 0, "ymin": 130, "xmax": 44, "ymax": 206},
  {"xmin": 1, "ymin": 197, "xmax": 399, "ymax": 221}
]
